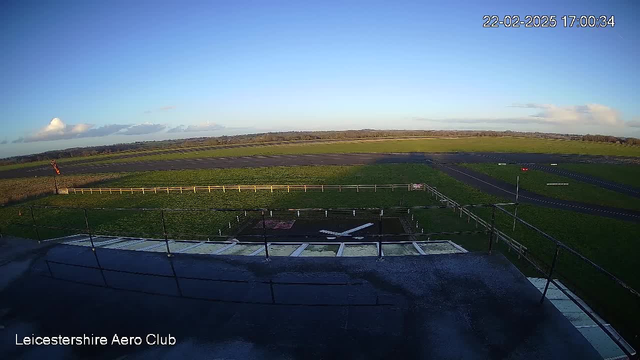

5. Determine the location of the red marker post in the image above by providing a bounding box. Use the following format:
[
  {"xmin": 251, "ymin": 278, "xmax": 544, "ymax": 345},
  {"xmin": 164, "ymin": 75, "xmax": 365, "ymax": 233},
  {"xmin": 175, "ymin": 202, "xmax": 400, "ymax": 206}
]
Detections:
[{"xmin": 50, "ymin": 160, "xmax": 61, "ymax": 194}]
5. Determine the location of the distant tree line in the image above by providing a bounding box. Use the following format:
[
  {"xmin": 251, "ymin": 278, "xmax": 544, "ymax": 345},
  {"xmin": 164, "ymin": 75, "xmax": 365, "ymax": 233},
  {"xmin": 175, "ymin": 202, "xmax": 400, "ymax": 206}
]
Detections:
[{"xmin": 2, "ymin": 130, "xmax": 639, "ymax": 165}]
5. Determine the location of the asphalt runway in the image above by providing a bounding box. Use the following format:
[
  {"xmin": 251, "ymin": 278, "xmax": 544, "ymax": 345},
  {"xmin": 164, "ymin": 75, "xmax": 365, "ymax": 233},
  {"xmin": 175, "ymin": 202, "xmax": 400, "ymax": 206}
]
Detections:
[{"xmin": 1, "ymin": 152, "xmax": 637, "ymax": 222}]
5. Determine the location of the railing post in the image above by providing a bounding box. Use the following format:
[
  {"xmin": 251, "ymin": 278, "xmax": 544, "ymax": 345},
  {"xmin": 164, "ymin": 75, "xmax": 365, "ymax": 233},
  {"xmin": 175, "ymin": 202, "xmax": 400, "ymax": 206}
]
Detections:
[
  {"xmin": 262, "ymin": 211, "xmax": 270, "ymax": 260},
  {"xmin": 488, "ymin": 206, "xmax": 496, "ymax": 254},
  {"xmin": 541, "ymin": 244, "xmax": 561, "ymax": 303},
  {"xmin": 377, "ymin": 218, "xmax": 383, "ymax": 259},
  {"xmin": 29, "ymin": 206, "xmax": 41, "ymax": 243},
  {"xmin": 161, "ymin": 210, "xmax": 172, "ymax": 257},
  {"xmin": 83, "ymin": 208, "xmax": 95, "ymax": 250}
]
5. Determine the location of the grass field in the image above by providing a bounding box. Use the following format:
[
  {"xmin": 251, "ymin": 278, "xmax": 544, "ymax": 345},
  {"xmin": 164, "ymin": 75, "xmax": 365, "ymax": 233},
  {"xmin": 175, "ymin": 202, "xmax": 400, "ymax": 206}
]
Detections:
[
  {"xmin": 3, "ymin": 136, "xmax": 640, "ymax": 172},
  {"xmin": 558, "ymin": 163, "xmax": 640, "ymax": 188},
  {"xmin": 1, "ymin": 163, "xmax": 638, "ymax": 347},
  {"xmin": 87, "ymin": 137, "xmax": 640, "ymax": 165},
  {"xmin": 460, "ymin": 163, "xmax": 640, "ymax": 211},
  {"xmin": 0, "ymin": 174, "xmax": 122, "ymax": 206}
]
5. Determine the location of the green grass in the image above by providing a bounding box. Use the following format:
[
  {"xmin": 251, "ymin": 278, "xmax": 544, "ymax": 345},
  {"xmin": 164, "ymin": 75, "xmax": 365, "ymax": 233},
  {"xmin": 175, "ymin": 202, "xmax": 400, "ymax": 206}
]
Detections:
[
  {"xmin": 88, "ymin": 137, "xmax": 640, "ymax": 165},
  {"xmin": 1, "ymin": 163, "xmax": 638, "ymax": 348},
  {"xmin": 558, "ymin": 163, "xmax": 640, "ymax": 189},
  {"xmin": 460, "ymin": 163, "xmax": 640, "ymax": 211},
  {"xmin": 4, "ymin": 136, "xmax": 638, "ymax": 172}
]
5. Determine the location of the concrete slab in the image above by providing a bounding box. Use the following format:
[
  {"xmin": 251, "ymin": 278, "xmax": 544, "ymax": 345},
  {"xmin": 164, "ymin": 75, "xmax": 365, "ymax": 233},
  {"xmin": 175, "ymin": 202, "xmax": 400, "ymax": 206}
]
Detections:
[
  {"xmin": 218, "ymin": 244, "xmax": 263, "ymax": 256},
  {"xmin": 382, "ymin": 243, "xmax": 420, "ymax": 256},
  {"xmin": 579, "ymin": 326, "xmax": 629, "ymax": 360},
  {"xmin": 418, "ymin": 242, "xmax": 463, "ymax": 254},
  {"xmin": 300, "ymin": 244, "xmax": 340, "ymax": 257},
  {"xmin": 342, "ymin": 244, "xmax": 378, "ymax": 257},
  {"xmin": 181, "ymin": 242, "xmax": 228, "ymax": 254},
  {"xmin": 267, "ymin": 244, "xmax": 300, "ymax": 256}
]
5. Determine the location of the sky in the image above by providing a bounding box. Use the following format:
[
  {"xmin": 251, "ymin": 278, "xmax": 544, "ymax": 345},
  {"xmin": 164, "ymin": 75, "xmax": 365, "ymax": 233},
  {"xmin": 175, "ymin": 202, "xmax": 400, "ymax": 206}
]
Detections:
[{"xmin": 1, "ymin": 0, "xmax": 640, "ymax": 157}]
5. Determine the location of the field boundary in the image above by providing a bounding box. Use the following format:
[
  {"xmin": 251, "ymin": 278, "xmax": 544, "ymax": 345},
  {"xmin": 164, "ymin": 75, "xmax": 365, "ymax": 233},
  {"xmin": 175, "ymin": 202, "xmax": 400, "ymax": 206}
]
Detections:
[{"xmin": 63, "ymin": 183, "xmax": 426, "ymax": 194}]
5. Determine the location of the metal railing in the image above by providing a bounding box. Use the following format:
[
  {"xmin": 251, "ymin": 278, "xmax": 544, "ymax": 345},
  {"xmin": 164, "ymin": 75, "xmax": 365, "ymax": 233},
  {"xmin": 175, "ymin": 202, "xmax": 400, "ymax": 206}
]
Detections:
[
  {"xmin": 23, "ymin": 203, "xmax": 508, "ymax": 260},
  {"xmin": 63, "ymin": 183, "xmax": 424, "ymax": 195},
  {"xmin": 9, "ymin": 193, "xmax": 639, "ymax": 357}
]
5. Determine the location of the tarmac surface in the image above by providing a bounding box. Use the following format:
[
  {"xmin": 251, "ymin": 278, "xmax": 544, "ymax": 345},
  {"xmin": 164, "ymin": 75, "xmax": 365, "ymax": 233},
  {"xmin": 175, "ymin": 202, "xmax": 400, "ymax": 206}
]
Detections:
[{"xmin": 0, "ymin": 240, "xmax": 601, "ymax": 360}]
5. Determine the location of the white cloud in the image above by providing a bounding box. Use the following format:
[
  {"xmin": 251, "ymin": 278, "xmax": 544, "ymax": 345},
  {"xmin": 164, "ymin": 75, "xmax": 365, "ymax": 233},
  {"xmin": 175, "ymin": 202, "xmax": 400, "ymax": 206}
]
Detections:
[
  {"xmin": 511, "ymin": 103, "xmax": 624, "ymax": 126},
  {"xmin": 24, "ymin": 118, "xmax": 95, "ymax": 142},
  {"xmin": 415, "ymin": 103, "xmax": 626, "ymax": 127},
  {"xmin": 16, "ymin": 118, "xmax": 167, "ymax": 143},
  {"xmin": 168, "ymin": 122, "xmax": 224, "ymax": 133},
  {"xmin": 119, "ymin": 123, "xmax": 167, "ymax": 135}
]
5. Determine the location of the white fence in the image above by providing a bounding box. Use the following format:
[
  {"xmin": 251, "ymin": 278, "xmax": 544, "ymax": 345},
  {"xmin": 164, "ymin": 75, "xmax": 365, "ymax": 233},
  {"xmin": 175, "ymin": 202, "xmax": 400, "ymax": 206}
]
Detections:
[{"xmin": 64, "ymin": 183, "xmax": 425, "ymax": 194}]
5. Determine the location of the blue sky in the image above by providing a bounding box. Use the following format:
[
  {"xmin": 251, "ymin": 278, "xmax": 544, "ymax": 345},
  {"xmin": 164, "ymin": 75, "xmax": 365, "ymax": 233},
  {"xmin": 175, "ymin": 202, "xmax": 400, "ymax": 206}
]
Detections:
[{"xmin": 1, "ymin": 0, "xmax": 639, "ymax": 157}]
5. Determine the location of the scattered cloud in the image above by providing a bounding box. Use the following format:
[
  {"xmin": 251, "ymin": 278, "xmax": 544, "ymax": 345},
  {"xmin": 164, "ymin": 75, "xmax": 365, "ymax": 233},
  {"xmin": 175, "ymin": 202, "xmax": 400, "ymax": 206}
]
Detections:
[
  {"xmin": 168, "ymin": 122, "xmax": 224, "ymax": 133},
  {"xmin": 21, "ymin": 117, "xmax": 95, "ymax": 142},
  {"xmin": 415, "ymin": 103, "xmax": 626, "ymax": 127},
  {"xmin": 82, "ymin": 124, "xmax": 131, "ymax": 137},
  {"xmin": 12, "ymin": 118, "xmax": 168, "ymax": 143},
  {"xmin": 119, "ymin": 123, "xmax": 167, "ymax": 136},
  {"xmin": 510, "ymin": 103, "xmax": 624, "ymax": 126}
]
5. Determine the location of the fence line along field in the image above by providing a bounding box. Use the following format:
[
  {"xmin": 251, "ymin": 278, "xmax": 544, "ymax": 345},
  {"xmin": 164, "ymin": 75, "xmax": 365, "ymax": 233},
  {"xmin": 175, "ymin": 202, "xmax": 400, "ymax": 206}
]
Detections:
[
  {"xmin": 64, "ymin": 183, "xmax": 425, "ymax": 195},
  {"xmin": 0, "ymin": 174, "xmax": 122, "ymax": 206}
]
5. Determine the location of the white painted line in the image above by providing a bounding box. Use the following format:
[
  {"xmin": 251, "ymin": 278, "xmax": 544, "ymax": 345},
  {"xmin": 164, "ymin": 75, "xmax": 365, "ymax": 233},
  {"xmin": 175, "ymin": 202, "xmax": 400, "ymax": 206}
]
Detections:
[
  {"xmin": 62, "ymin": 236, "xmax": 93, "ymax": 244},
  {"xmin": 45, "ymin": 234, "xmax": 87, "ymax": 243},
  {"xmin": 93, "ymin": 238, "xmax": 127, "ymax": 247},
  {"xmin": 412, "ymin": 242, "xmax": 426, "ymax": 255},
  {"xmin": 212, "ymin": 243, "xmax": 236, "ymax": 255},
  {"xmin": 174, "ymin": 242, "xmax": 205, "ymax": 253},
  {"xmin": 108, "ymin": 239, "xmax": 146, "ymax": 249},
  {"xmin": 136, "ymin": 241, "xmax": 171, "ymax": 251},
  {"xmin": 336, "ymin": 243, "xmax": 345, "ymax": 257},
  {"xmin": 249, "ymin": 246, "xmax": 267, "ymax": 256},
  {"xmin": 575, "ymin": 324, "xmax": 611, "ymax": 329},
  {"xmin": 448, "ymin": 241, "xmax": 469, "ymax": 253},
  {"xmin": 290, "ymin": 243, "xmax": 309, "ymax": 257}
]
